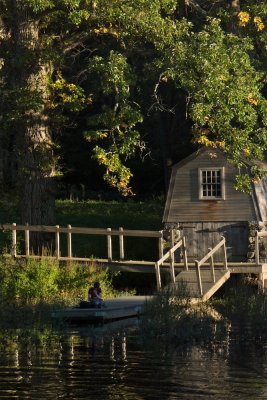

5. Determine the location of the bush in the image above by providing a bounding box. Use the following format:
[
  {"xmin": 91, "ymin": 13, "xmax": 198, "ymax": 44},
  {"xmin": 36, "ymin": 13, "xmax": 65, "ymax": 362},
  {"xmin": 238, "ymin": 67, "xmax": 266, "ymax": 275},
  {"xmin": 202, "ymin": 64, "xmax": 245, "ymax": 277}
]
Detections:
[
  {"xmin": 141, "ymin": 283, "xmax": 228, "ymax": 344},
  {"xmin": 0, "ymin": 257, "xmax": 131, "ymax": 306}
]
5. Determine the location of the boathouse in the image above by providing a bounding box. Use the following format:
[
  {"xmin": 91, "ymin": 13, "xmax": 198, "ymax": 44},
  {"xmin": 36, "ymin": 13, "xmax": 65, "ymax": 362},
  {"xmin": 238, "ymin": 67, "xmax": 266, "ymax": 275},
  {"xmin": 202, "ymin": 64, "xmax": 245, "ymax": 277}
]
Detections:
[{"xmin": 163, "ymin": 147, "xmax": 267, "ymax": 262}]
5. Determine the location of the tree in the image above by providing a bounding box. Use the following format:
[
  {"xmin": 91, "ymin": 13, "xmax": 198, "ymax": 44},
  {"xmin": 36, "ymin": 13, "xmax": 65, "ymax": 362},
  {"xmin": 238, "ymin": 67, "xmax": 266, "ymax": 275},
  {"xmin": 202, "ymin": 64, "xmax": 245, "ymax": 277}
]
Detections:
[{"xmin": 0, "ymin": 0, "xmax": 266, "ymax": 247}]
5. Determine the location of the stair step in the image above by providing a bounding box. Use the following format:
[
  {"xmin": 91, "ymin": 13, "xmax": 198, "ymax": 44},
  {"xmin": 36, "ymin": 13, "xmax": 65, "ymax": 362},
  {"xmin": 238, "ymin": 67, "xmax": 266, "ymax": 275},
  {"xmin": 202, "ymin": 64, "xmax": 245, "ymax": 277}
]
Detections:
[{"xmin": 173, "ymin": 269, "xmax": 230, "ymax": 300}]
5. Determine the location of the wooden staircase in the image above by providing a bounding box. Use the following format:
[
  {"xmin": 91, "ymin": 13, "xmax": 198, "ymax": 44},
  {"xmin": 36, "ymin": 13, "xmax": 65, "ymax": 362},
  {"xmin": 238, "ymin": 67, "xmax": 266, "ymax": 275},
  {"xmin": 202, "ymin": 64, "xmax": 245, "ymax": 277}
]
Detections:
[
  {"xmin": 174, "ymin": 268, "xmax": 230, "ymax": 301},
  {"xmin": 155, "ymin": 236, "xmax": 230, "ymax": 301}
]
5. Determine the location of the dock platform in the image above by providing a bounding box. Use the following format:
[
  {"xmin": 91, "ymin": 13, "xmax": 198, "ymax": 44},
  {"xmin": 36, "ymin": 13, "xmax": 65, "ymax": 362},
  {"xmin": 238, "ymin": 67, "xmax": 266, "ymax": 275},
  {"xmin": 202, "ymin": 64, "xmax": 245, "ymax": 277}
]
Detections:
[{"xmin": 51, "ymin": 296, "xmax": 152, "ymax": 323}]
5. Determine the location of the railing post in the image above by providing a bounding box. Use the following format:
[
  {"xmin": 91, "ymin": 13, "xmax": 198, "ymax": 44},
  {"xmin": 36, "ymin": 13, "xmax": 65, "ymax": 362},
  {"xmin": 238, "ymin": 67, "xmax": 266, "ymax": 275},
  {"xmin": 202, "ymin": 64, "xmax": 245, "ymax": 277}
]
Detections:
[
  {"xmin": 25, "ymin": 223, "xmax": 30, "ymax": 257},
  {"xmin": 183, "ymin": 236, "xmax": 188, "ymax": 271},
  {"xmin": 119, "ymin": 227, "xmax": 124, "ymax": 260},
  {"xmin": 155, "ymin": 261, "xmax": 161, "ymax": 290},
  {"xmin": 107, "ymin": 228, "xmax": 112, "ymax": 262},
  {"xmin": 55, "ymin": 225, "xmax": 60, "ymax": 259},
  {"xmin": 67, "ymin": 224, "xmax": 72, "ymax": 258},
  {"xmin": 170, "ymin": 229, "xmax": 175, "ymax": 248},
  {"xmin": 255, "ymin": 231, "xmax": 260, "ymax": 265},
  {"xmin": 208, "ymin": 247, "xmax": 215, "ymax": 283},
  {"xmin": 12, "ymin": 223, "xmax": 17, "ymax": 258},
  {"xmin": 222, "ymin": 236, "xmax": 228, "ymax": 270},
  {"xmin": 195, "ymin": 260, "xmax": 203, "ymax": 296},
  {"xmin": 170, "ymin": 249, "xmax": 175, "ymax": 283},
  {"xmin": 158, "ymin": 231, "xmax": 164, "ymax": 259}
]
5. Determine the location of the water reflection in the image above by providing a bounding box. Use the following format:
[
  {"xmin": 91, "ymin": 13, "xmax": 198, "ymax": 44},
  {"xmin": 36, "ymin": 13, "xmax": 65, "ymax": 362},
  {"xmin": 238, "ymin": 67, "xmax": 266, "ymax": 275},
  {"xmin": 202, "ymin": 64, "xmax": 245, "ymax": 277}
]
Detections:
[{"xmin": 1, "ymin": 320, "xmax": 267, "ymax": 399}]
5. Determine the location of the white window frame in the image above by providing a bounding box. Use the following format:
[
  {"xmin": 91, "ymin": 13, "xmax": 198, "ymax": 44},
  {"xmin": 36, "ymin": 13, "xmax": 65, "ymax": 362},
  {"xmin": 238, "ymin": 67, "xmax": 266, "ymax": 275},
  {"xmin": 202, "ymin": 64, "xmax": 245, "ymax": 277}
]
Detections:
[{"xmin": 198, "ymin": 167, "xmax": 225, "ymax": 200}]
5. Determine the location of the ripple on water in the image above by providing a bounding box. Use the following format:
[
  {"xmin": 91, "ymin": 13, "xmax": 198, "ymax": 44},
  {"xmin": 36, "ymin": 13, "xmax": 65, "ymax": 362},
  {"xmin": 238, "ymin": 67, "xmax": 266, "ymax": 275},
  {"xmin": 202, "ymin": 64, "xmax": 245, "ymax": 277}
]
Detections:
[{"xmin": 1, "ymin": 330, "xmax": 267, "ymax": 399}]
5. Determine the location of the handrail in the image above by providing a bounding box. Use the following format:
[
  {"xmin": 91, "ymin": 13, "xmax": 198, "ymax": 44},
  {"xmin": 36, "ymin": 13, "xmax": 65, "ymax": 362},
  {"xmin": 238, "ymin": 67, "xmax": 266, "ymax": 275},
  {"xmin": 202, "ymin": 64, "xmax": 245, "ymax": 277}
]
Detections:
[
  {"xmin": 2, "ymin": 223, "xmax": 164, "ymax": 262},
  {"xmin": 195, "ymin": 236, "xmax": 227, "ymax": 296},
  {"xmin": 2, "ymin": 224, "xmax": 163, "ymax": 237},
  {"xmin": 154, "ymin": 236, "xmax": 188, "ymax": 290}
]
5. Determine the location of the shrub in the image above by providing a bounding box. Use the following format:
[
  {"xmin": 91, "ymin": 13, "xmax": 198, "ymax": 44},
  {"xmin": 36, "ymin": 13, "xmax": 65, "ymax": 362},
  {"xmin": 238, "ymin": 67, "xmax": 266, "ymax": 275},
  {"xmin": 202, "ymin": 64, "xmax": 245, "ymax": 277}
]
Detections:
[
  {"xmin": 141, "ymin": 283, "xmax": 228, "ymax": 344},
  {"xmin": 0, "ymin": 256, "xmax": 133, "ymax": 306}
]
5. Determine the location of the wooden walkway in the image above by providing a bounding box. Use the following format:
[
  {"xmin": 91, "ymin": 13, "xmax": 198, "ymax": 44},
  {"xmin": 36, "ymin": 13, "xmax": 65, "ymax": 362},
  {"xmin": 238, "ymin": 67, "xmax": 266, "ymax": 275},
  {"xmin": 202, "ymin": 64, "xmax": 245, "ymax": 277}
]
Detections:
[
  {"xmin": 51, "ymin": 296, "xmax": 152, "ymax": 323},
  {"xmin": 2, "ymin": 223, "xmax": 267, "ymax": 302}
]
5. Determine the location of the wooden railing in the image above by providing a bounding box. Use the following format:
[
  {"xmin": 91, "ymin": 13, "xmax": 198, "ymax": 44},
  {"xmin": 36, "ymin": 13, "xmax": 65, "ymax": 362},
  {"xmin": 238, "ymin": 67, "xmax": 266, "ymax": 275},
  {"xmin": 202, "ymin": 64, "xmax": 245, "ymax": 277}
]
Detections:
[
  {"xmin": 2, "ymin": 223, "xmax": 164, "ymax": 262},
  {"xmin": 154, "ymin": 236, "xmax": 188, "ymax": 290},
  {"xmin": 195, "ymin": 236, "xmax": 228, "ymax": 296},
  {"xmin": 255, "ymin": 230, "xmax": 267, "ymax": 265}
]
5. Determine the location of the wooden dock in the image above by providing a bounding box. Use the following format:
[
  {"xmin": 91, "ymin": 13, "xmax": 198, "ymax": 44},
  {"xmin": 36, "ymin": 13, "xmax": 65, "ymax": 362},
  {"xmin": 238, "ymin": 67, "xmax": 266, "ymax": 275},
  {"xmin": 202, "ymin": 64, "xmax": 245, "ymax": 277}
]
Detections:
[
  {"xmin": 51, "ymin": 296, "xmax": 152, "ymax": 323},
  {"xmin": 2, "ymin": 223, "xmax": 267, "ymax": 302}
]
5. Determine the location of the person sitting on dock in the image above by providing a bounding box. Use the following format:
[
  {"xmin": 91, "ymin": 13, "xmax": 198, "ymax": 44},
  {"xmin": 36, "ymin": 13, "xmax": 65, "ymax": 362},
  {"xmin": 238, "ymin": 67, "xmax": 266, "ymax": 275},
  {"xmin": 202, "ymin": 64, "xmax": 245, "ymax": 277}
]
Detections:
[{"xmin": 88, "ymin": 282, "xmax": 104, "ymax": 308}]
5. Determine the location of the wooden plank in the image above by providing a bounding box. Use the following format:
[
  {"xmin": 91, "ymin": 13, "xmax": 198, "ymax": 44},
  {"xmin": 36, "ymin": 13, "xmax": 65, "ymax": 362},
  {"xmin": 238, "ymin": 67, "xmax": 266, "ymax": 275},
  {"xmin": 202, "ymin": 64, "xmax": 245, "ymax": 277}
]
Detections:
[
  {"xmin": 157, "ymin": 238, "xmax": 184, "ymax": 266},
  {"xmin": 198, "ymin": 238, "xmax": 225, "ymax": 267},
  {"xmin": 55, "ymin": 225, "xmax": 60, "ymax": 258},
  {"xmin": 202, "ymin": 270, "xmax": 230, "ymax": 301},
  {"xmin": 119, "ymin": 227, "xmax": 124, "ymax": 260},
  {"xmin": 67, "ymin": 224, "xmax": 72, "ymax": 258},
  {"xmin": 25, "ymin": 223, "xmax": 30, "ymax": 256},
  {"xmin": 1, "ymin": 224, "xmax": 162, "ymax": 238},
  {"xmin": 107, "ymin": 228, "xmax": 112, "ymax": 261},
  {"xmin": 12, "ymin": 223, "xmax": 17, "ymax": 257}
]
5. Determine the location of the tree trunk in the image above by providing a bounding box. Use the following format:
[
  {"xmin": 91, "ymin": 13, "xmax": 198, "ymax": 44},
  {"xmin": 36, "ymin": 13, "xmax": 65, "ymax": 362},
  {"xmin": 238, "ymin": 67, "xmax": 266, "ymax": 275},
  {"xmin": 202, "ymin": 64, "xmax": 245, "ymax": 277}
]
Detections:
[{"xmin": 2, "ymin": 1, "xmax": 56, "ymax": 251}]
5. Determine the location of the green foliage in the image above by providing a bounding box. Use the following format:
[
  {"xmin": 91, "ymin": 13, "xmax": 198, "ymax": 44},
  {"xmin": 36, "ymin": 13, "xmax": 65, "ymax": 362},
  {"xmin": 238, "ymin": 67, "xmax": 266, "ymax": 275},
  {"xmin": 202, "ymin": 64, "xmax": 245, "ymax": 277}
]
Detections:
[
  {"xmin": 161, "ymin": 18, "xmax": 267, "ymax": 171},
  {"xmin": 85, "ymin": 51, "xmax": 143, "ymax": 195},
  {"xmin": 0, "ymin": 256, "xmax": 126, "ymax": 306},
  {"xmin": 50, "ymin": 73, "xmax": 89, "ymax": 112},
  {"xmin": 212, "ymin": 281, "xmax": 267, "ymax": 330},
  {"xmin": 1, "ymin": 0, "xmax": 267, "ymax": 204},
  {"xmin": 141, "ymin": 284, "xmax": 228, "ymax": 343},
  {"xmin": 0, "ymin": 258, "xmax": 59, "ymax": 303}
]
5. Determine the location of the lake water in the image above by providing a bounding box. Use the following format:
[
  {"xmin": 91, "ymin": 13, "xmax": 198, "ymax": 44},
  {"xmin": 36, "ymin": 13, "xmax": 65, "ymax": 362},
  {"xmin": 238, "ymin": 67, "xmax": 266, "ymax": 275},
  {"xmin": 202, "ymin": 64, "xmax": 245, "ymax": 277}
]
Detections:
[{"xmin": 1, "ymin": 319, "xmax": 267, "ymax": 399}]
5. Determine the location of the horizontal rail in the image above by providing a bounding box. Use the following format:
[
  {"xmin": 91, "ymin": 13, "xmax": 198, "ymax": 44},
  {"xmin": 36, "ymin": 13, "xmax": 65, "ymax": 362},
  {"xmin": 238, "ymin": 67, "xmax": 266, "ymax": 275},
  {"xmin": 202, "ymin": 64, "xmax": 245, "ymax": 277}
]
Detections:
[
  {"xmin": 197, "ymin": 237, "xmax": 226, "ymax": 268},
  {"xmin": 2, "ymin": 223, "xmax": 164, "ymax": 264},
  {"xmin": 155, "ymin": 236, "xmax": 188, "ymax": 290},
  {"xmin": 1, "ymin": 224, "xmax": 162, "ymax": 238},
  {"xmin": 256, "ymin": 231, "xmax": 267, "ymax": 238},
  {"xmin": 195, "ymin": 236, "xmax": 227, "ymax": 297},
  {"xmin": 156, "ymin": 239, "xmax": 184, "ymax": 267}
]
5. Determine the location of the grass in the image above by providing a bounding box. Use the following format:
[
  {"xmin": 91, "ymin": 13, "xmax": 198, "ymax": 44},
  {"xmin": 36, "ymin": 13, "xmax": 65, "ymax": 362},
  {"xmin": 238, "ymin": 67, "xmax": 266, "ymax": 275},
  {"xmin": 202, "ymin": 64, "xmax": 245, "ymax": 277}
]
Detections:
[
  {"xmin": 55, "ymin": 198, "xmax": 164, "ymax": 259},
  {"xmin": 55, "ymin": 198, "xmax": 164, "ymax": 229},
  {"xmin": 0, "ymin": 198, "xmax": 165, "ymax": 260}
]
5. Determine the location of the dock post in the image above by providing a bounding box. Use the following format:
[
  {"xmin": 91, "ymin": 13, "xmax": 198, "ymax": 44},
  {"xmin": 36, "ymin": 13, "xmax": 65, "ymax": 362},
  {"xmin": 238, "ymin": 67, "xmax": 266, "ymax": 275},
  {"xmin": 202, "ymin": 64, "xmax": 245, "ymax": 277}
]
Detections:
[
  {"xmin": 195, "ymin": 260, "xmax": 203, "ymax": 296},
  {"xmin": 255, "ymin": 232, "xmax": 260, "ymax": 265},
  {"xmin": 155, "ymin": 261, "xmax": 161, "ymax": 290},
  {"xmin": 67, "ymin": 224, "xmax": 72, "ymax": 259},
  {"xmin": 55, "ymin": 225, "xmax": 60, "ymax": 259},
  {"xmin": 170, "ymin": 248, "xmax": 175, "ymax": 283},
  {"xmin": 25, "ymin": 223, "xmax": 30, "ymax": 256},
  {"xmin": 183, "ymin": 236, "xmax": 188, "ymax": 271},
  {"xmin": 158, "ymin": 231, "xmax": 164, "ymax": 260},
  {"xmin": 119, "ymin": 227, "xmax": 124, "ymax": 260},
  {"xmin": 170, "ymin": 229, "xmax": 175, "ymax": 248},
  {"xmin": 208, "ymin": 248, "xmax": 215, "ymax": 283},
  {"xmin": 222, "ymin": 237, "xmax": 228, "ymax": 270},
  {"xmin": 12, "ymin": 223, "xmax": 17, "ymax": 258},
  {"xmin": 107, "ymin": 228, "xmax": 112, "ymax": 262}
]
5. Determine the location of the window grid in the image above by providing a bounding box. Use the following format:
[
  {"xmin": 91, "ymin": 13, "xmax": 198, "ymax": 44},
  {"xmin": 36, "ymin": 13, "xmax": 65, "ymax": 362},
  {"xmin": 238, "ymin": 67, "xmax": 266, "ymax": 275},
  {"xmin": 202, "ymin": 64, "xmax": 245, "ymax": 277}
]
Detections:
[{"xmin": 201, "ymin": 169, "xmax": 222, "ymax": 199}]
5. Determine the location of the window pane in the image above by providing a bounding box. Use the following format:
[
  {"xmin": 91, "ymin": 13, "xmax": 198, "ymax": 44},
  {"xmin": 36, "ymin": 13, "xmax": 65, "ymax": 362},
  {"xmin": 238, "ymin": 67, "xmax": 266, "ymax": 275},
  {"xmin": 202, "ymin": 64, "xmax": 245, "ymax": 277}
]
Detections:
[{"xmin": 201, "ymin": 169, "xmax": 222, "ymax": 198}]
